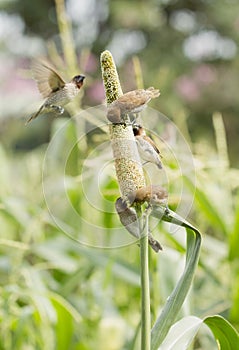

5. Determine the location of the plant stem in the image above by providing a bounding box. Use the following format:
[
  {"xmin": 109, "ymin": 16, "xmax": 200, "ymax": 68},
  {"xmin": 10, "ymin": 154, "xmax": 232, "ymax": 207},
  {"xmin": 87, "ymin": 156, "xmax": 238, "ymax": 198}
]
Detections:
[
  {"xmin": 55, "ymin": 0, "xmax": 78, "ymax": 76},
  {"xmin": 138, "ymin": 207, "xmax": 151, "ymax": 350}
]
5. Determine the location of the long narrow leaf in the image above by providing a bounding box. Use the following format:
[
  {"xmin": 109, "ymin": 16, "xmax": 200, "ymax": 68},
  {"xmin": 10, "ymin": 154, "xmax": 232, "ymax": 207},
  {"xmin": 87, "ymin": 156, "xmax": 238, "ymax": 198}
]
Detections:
[
  {"xmin": 151, "ymin": 208, "xmax": 201, "ymax": 349},
  {"xmin": 158, "ymin": 316, "xmax": 202, "ymax": 350}
]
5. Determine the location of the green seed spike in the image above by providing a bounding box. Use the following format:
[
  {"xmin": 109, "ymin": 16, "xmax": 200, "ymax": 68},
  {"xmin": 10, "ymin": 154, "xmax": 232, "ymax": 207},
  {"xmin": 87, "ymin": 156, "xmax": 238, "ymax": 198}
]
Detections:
[
  {"xmin": 100, "ymin": 50, "xmax": 123, "ymax": 105},
  {"xmin": 100, "ymin": 50, "xmax": 145, "ymax": 198}
]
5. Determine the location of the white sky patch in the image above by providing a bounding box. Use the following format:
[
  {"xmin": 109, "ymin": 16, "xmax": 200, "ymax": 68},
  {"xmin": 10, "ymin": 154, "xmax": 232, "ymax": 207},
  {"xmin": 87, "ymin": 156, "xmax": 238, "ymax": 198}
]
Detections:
[
  {"xmin": 0, "ymin": 11, "xmax": 45, "ymax": 56},
  {"xmin": 66, "ymin": 0, "xmax": 109, "ymax": 46},
  {"xmin": 67, "ymin": 0, "xmax": 108, "ymax": 23},
  {"xmin": 0, "ymin": 12, "xmax": 24, "ymax": 41},
  {"xmin": 170, "ymin": 10, "xmax": 197, "ymax": 33},
  {"xmin": 107, "ymin": 30, "xmax": 146, "ymax": 65},
  {"xmin": 183, "ymin": 30, "xmax": 237, "ymax": 61}
]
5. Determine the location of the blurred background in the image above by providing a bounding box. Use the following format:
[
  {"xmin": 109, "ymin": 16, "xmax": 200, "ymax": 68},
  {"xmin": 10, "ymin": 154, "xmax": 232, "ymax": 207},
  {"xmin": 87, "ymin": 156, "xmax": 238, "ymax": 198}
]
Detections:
[
  {"xmin": 0, "ymin": 0, "xmax": 239, "ymax": 349},
  {"xmin": 1, "ymin": 0, "xmax": 239, "ymax": 161}
]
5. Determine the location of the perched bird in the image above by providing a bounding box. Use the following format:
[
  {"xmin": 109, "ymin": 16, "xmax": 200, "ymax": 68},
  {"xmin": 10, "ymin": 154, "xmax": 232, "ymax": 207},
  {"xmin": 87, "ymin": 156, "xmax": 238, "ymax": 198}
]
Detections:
[
  {"xmin": 115, "ymin": 197, "xmax": 162, "ymax": 252},
  {"xmin": 133, "ymin": 124, "xmax": 163, "ymax": 169},
  {"xmin": 26, "ymin": 60, "xmax": 85, "ymax": 124},
  {"xmin": 107, "ymin": 87, "xmax": 160, "ymax": 123},
  {"xmin": 127, "ymin": 185, "xmax": 168, "ymax": 207}
]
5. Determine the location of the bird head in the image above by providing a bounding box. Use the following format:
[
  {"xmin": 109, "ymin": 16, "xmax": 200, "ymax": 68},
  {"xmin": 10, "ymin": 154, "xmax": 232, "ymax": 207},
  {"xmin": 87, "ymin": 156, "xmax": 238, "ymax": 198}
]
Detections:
[
  {"xmin": 133, "ymin": 124, "xmax": 143, "ymax": 136},
  {"xmin": 72, "ymin": 75, "xmax": 85, "ymax": 88},
  {"xmin": 115, "ymin": 197, "xmax": 128, "ymax": 213}
]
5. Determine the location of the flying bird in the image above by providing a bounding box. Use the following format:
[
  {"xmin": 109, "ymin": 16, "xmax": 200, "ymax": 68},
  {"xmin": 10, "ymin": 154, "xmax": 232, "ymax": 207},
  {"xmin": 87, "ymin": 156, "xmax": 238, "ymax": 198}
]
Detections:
[
  {"xmin": 133, "ymin": 124, "xmax": 163, "ymax": 169},
  {"xmin": 26, "ymin": 60, "xmax": 85, "ymax": 124},
  {"xmin": 107, "ymin": 87, "xmax": 160, "ymax": 123}
]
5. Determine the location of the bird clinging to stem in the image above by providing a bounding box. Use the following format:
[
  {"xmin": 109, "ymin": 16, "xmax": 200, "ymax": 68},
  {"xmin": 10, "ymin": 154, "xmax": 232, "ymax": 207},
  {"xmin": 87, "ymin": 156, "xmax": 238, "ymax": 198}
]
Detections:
[
  {"xmin": 133, "ymin": 124, "xmax": 163, "ymax": 169},
  {"xmin": 115, "ymin": 197, "xmax": 163, "ymax": 252},
  {"xmin": 107, "ymin": 87, "xmax": 160, "ymax": 123}
]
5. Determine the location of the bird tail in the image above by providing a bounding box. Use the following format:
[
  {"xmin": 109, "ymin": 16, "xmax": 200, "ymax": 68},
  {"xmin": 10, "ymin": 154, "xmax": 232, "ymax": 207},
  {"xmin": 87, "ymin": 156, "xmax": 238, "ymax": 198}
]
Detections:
[
  {"xmin": 25, "ymin": 105, "xmax": 44, "ymax": 125},
  {"xmin": 147, "ymin": 87, "xmax": 160, "ymax": 98},
  {"xmin": 157, "ymin": 160, "xmax": 163, "ymax": 169},
  {"xmin": 148, "ymin": 232, "xmax": 163, "ymax": 252}
]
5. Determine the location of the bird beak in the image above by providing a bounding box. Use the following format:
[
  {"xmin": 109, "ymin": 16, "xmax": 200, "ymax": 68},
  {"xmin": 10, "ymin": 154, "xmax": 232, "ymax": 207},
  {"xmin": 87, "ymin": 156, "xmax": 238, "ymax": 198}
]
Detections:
[{"xmin": 79, "ymin": 75, "xmax": 85, "ymax": 82}]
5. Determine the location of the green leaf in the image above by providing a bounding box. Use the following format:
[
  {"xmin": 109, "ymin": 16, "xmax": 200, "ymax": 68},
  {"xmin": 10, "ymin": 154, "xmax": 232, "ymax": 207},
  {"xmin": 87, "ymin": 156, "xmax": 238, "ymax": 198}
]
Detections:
[
  {"xmin": 204, "ymin": 315, "xmax": 239, "ymax": 350},
  {"xmin": 155, "ymin": 315, "xmax": 239, "ymax": 350},
  {"xmin": 229, "ymin": 193, "xmax": 239, "ymax": 260},
  {"xmin": 50, "ymin": 292, "xmax": 82, "ymax": 350},
  {"xmin": 151, "ymin": 208, "xmax": 201, "ymax": 349},
  {"xmin": 158, "ymin": 316, "xmax": 202, "ymax": 350}
]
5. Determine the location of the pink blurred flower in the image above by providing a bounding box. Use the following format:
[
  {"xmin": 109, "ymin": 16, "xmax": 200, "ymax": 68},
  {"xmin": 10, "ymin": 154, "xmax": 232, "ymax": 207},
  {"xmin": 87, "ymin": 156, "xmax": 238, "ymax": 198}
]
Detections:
[
  {"xmin": 86, "ymin": 81, "xmax": 105, "ymax": 103},
  {"xmin": 83, "ymin": 53, "xmax": 98, "ymax": 74},
  {"xmin": 0, "ymin": 57, "xmax": 36, "ymax": 97},
  {"xmin": 174, "ymin": 75, "xmax": 200, "ymax": 102},
  {"xmin": 193, "ymin": 64, "xmax": 216, "ymax": 85}
]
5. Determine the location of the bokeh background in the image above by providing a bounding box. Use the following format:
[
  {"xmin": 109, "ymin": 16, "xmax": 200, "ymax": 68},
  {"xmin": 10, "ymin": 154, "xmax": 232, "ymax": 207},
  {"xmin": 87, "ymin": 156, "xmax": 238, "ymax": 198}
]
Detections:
[
  {"xmin": 1, "ymin": 0, "xmax": 239, "ymax": 162},
  {"xmin": 0, "ymin": 0, "xmax": 239, "ymax": 349}
]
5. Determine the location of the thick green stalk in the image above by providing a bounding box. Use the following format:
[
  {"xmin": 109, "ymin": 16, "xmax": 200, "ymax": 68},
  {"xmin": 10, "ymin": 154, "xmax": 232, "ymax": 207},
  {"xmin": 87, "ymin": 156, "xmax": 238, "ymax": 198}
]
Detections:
[
  {"xmin": 138, "ymin": 208, "xmax": 151, "ymax": 350},
  {"xmin": 100, "ymin": 51, "xmax": 150, "ymax": 349},
  {"xmin": 55, "ymin": 0, "xmax": 78, "ymax": 76}
]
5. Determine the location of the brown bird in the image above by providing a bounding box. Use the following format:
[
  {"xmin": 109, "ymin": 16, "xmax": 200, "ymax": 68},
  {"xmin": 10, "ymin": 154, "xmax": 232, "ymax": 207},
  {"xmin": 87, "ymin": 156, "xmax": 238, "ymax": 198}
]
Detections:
[
  {"xmin": 107, "ymin": 87, "xmax": 160, "ymax": 123},
  {"xmin": 26, "ymin": 60, "xmax": 85, "ymax": 124},
  {"xmin": 115, "ymin": 197, "xmax": 162, "ymax": 252},
  {"xmin": 127, "ymin": 185, "xmax": 168, "ymax": 207},
  {"xmin": 133, "ymin": 124, "xmax": 163, "ymax": 169}
]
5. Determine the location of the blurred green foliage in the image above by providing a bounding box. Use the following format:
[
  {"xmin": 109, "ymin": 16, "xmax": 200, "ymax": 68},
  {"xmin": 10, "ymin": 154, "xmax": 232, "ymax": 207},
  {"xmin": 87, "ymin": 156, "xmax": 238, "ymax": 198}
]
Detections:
[
  {"xmin": 0, "ymin": 0, "xmax": 239, "ymax": 348},
  {"xmin": 1, "ymin": 113, "xmax": 239, "ymax": 349}
]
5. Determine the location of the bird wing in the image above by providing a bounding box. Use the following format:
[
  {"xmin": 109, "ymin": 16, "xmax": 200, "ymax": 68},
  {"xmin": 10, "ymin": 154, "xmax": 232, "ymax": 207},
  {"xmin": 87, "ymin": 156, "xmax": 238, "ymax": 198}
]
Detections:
[
  {"xmin": 136, "ymin": 136, "xmax": 153, "ymax": 156},
  {"xmin": 143, "ymin": 135, "xmax": 161, "ymax": 155},
  {"xmin": 115, "ymin": 90, "xmax": 147, "ymax": 110},
  {"xmin": 146, "ymin": 87, "xmax": 160, "ymax": 98},
  {"xmin": 31, "ymin": 60, "xmax": 66, "ymax": 98}
]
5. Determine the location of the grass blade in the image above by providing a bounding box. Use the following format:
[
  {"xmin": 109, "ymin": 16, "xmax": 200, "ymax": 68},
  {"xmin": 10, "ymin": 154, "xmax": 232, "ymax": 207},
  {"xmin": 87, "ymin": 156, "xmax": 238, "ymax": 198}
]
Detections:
[{"xmin": 151, "ymin": 208, "xmax": 201, "ymax": 349}]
